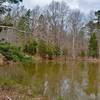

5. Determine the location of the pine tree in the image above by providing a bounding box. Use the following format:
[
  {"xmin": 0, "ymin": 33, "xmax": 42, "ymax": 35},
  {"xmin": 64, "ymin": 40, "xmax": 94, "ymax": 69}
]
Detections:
[
  {"xmin": 17, "ymin": 9, "xmax": 31, "ymax": 45},
  {"xmin": 88, "ymin": 33, "xmax": 98, "ymax": 58},
  {"xmin": 0, "ymin": 0, "xmax": 22, "ymax": 14},
  {"xmin": 18, "ymin": 9, "xmax": 31, "ymax": 32}
]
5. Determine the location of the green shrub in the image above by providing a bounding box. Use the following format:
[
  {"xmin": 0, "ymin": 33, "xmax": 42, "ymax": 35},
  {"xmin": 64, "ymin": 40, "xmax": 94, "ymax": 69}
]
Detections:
[
  {"xmin": 46, "ymin": 44, "xmax": 55, "ymax": 59},
  {"xmin": 38, "ymin": 40, "xmax": 61, "ymax": 59},
  {"xmin": 23, "ymin": 40, "xmax": 37, "ymax": 55},
  {"xmin": 54, "ymin": 46, "xmax": 61, "ymax": 56},
  {"xmin": 38, "ymin": 40, "xmax": 47, "ymax": 57},
  {"xmin": 80, "ymin": 51, "xmax": 85, "ymax": 57},
  {"xmin": 0, "ymin": 42, "xmax": 31, "ymax": 62}
]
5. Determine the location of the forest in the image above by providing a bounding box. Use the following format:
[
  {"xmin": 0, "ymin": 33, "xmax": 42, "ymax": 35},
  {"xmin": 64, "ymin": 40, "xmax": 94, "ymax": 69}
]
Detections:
[
  {"xmin": 1, "ymin": 0, "xmax": 100, "ymax": 100},
  {"xmin": 0, "ymin": 0, "xmax": 100, "ymax": 62}
]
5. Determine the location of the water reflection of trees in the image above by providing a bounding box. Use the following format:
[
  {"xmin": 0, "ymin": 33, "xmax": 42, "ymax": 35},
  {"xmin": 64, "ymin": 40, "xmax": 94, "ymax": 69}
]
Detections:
[
  {"xmin": 25, "ymin": 62, "xmax": 100, "ymax": 100},
  {"xmin": 59, "ymin": 62, "xmax": 89, "ymax": 100}
]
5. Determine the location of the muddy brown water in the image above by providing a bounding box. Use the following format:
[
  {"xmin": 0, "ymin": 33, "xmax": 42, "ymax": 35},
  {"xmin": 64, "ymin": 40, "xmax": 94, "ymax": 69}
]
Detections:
[{"xmin": 0, "ymin": 61, "xmax": 99, "ymax": 100}]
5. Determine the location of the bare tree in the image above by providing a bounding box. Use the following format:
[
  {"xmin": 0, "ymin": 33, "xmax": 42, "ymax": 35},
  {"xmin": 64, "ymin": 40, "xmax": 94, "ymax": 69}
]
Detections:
[
  {"xmin": 45, "ymin": 1, "xmax": 69, "ymax": 47},
  {"xmin": 68, "ymin": 10, "xmax": 84, "ymax": 58},
  {"xmin": 32, "ymin": 6, "xmax": 40, "ymax": 37}
]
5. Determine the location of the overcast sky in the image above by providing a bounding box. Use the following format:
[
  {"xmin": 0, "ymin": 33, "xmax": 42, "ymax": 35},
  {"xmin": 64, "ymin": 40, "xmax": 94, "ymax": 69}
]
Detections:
[{"xmin": 22, "ymin": 0, "xmax": 100, "ymax": 13}]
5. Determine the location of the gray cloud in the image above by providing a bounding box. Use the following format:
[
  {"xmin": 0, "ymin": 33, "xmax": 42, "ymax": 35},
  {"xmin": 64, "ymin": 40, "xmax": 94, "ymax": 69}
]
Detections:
[
  {"xmin": 23, "ymin": 0, "xmax": 100, "ymax": 13},
  {"xmin": 79, "ymin": 0, "xmax": 100, "ymax": 13}
]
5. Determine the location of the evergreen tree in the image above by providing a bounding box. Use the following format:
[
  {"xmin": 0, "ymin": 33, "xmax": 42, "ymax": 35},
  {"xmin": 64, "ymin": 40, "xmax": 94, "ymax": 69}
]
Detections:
[
  {"xmin": 88, "ymin": 33, "xmax": 98, "ymax": 58},
  {"xmin": 0, "ymin": 0, "xmax": 22, "ymax": 14},
  {"xmin": 18, "ymin": 9, "xmax": 31, "ymax": 32},
  {"xmin": 0, "ymin": 0, "xmax": 22, "ymax": 32},
  {"xmin": 17, "ymin": 9, "xmax": 31, "ymax": 45},
  {"xmin": 95, "ymin": 10, "xmax": 100, "ymax": 25},
  {"xmin": 3, "ymin": 11, "xmax": 13, "ymax": 26}
]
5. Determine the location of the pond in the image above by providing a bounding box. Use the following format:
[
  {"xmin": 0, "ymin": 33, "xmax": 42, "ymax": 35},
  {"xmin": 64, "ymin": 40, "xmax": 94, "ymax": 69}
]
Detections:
[{"xmin": 0, "ymin": 61, "xmax": 99, "ymax": 100}]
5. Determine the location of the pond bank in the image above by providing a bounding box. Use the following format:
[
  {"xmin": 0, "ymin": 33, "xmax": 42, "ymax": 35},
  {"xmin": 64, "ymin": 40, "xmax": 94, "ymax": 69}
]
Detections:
[{"xmin": 0, "ymin": 54, "xmax": 100, "ymax": 65}]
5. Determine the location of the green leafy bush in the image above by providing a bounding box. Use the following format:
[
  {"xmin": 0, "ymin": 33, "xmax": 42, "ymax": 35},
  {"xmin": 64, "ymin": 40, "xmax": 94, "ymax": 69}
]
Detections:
[
  {"xmin": 23, "ymin": 40, "xmax": 37, "ymax": 55},
  {"xmin": 54, "ymin": 46, "xmax": 61, "ymax": 56},
  {"xmin": 80, "ymin": 51, "xmax": 85, "ymax": 57},
  {"xmin": 46, "ymin": 44, "xmax": 55, "ymax": 59},
  {"xmin": 38, "ymin": 40, "xmax": 47, "ymax": 58},
  {"xmin": 38, "ymin": 40, "xmax": 61, "ymax": 59},
  {"xmin": 0, "ymin": 42, "xmax": 31, "ymax": 62}
]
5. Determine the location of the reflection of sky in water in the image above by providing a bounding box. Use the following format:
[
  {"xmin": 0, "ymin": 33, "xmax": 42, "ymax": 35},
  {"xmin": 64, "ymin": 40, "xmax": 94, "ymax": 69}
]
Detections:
[
  {"xmin": 60, "ymin": 79, "xmax": 69, "ymax": 97},
  {"xmin": 59, "ymin": 79, "xmax": 89, "ymax": 100},
  {"xmin": 43, "ymin": 80, "xmax": 48, "ymax": 95}
]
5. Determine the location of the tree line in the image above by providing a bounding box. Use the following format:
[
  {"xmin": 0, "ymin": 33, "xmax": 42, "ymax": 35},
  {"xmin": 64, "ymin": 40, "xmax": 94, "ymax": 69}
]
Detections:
[{"xmin": 0, "ymin": 0, "xmax": 100, "ymax": 60}]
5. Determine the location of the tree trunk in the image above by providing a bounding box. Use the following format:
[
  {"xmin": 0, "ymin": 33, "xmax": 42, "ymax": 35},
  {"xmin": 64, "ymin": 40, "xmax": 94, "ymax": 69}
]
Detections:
[{"xmin": 72, "ymin": 36, "xmax": 75, "ymax": 59}]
